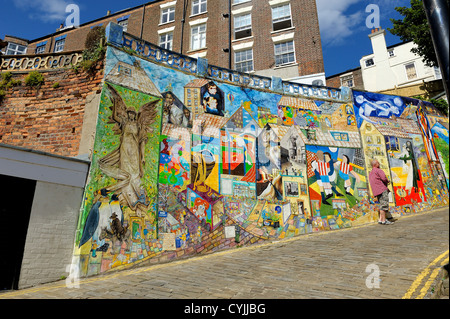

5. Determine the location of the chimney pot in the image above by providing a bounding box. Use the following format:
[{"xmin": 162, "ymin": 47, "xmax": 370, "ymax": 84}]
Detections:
[{"xmin": 107, "ymin": 10, "xmax": 111, "ymax": 16}]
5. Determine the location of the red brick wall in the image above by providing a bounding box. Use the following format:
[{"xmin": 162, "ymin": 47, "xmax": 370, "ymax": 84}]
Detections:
[
  {"xmin": 20, "ymin": 0, "xmax": 324, "ymax": 77},
  {"xmin": 0, "ymin": 64, "xmax": 103, "ymax": 157}
]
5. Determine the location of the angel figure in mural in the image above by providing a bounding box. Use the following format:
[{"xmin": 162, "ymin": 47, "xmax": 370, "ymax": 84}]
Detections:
[{"xmin": 98, "ymin": 83, "xmax": 160, "ymax": 217}]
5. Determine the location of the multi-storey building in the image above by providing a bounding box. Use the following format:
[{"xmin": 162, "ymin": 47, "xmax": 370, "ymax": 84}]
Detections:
[{"xmin": 1, "ymin": 0, "xmax": 325, "ymax": 85}]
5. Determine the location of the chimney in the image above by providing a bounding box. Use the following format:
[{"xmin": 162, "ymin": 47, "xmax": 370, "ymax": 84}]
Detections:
[{"xmin": 106, "ymin": 10, "xmax": 111, "ymax": 16}]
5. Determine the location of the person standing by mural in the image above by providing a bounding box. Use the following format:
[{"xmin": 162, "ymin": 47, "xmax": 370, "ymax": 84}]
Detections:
[{"xmin": 369, "ymin": 160, "xmax": 394, "ymax": 225}]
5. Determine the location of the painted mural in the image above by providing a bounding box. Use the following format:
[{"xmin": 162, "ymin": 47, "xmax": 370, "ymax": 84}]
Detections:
[
  {"xmin": 73, "ymin": 37, "xmax": 449, "ymax": 277},
  {"xmin": 75, "ymin": 78, "xmax": 163, "ymax": 276}
]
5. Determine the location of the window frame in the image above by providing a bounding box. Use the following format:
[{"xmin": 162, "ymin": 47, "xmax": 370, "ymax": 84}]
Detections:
[
  {"xmin": 54, "ymin": 39, "xmax": 65, "ymax": 53},
  {"xmin": 35, "ymin": 45, "xmax": 46, "ymax": 54},
  {"xmin": 192, "ymin": 0, "xmax": 207, "ymax": 16},
  {"xmin": 340, "ymin": 74, "xmax": 354, "ymax": 88},
  {"xmin": 271, "ymin": 3, "xmax": 293, "ymax": 31},
  {"xmin": 190, "ymin": 23, "xmax": 207, "ymax": 51},
  {"xmin": 161, "ymin": 6, "xmax": 176, "ymax": 24},
  {"xmin": 365, "ymin": 58, "xmax": 375, "ymax": 68},
  {"xmin": 405, "ymin": 62, "xmax": 418, "ymax": 81},
  {"xmin": 235, "ymin": 48, "xmax": 254, "ymax": 73},
  {"xmin": 159, "ymin": 32, "xmax": 174, "ymax": 51},
  {"xmin": 234, "ymin": 13, "xmax": 252, "ymax": 40},
  {"xmin": 274, "ymin": 40, "xmax": 295, "ymax": 67},
  {"xmin": 5, "ymin": 42, "xmax": 27, "ymax": 55}
]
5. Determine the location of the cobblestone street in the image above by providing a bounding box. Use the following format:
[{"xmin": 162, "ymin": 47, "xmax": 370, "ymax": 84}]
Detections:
[{"xmin": 1, "ymin": 208, "xmax": 448, "ymax": 301}]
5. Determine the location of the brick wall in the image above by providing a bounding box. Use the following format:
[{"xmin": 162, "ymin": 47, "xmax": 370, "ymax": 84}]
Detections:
[
  {"xmin": 0, "ymin": 64, "xmax": 104, "ymax": 157},
  {"xmin": 17, "ymin": 0, "xmax": 324, "ymax": 77}
]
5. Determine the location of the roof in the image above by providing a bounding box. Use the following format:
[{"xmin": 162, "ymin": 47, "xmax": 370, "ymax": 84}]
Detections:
[
  {"xmin": 184, "ymin": 78, "xmax": 210, "ymax": 88},
  {"xmin": 326, "ymin": 66, "xmax": 362, "ymax": 79},
  {"xmin": 290, "ymin": 125, "xmax": 361, "ymax": 148},
  {"xmin": 277, "ymin": 96, "xmax": 319, "ymax": 111},
  {"xmin": 369, "ymin": 117, "xmax": 411, "ymax": 139},
  {"xmin": 105, "ymin": 60, "xmax": 162, "ymax": 97},
  {"xmin": 192, "ymin": 113, "xmax": 229, "ymax": 137},
  {"xmin": 396, "ymin": 118, "xmax": 421, "ymax": 135}
]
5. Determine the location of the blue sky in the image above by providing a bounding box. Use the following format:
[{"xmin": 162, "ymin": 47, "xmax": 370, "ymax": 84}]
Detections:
[{"xmin": 1, "ymin": 0, "xmax": 411, "ymax": 77}]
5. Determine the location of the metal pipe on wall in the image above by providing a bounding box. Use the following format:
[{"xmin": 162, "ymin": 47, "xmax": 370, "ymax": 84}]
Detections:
[{"xmin": 422, "ymin": 0, "xmax": 450, "ymax": 101}]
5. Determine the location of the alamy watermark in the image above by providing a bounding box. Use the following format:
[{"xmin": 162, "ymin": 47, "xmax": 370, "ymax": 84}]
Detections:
[
  {"xmin": 65, "ymin": 4, "xmax": 80, "ymax": 28},
  {"xmin": 366, "ymin": 4, "xmax": 381, "ymax": 29},
  {"xmin": 365, "ymin": 263, "xmax": 381, "ymax": 289},
  {"xmin": 65, "ymin": 263, "xmax": 80, "ymax": 288}
]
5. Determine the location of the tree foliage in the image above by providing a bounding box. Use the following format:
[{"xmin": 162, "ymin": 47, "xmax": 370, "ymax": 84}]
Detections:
[{"xmin": 388, "ymin": 0, "xmax": 438, "ymax": 68}]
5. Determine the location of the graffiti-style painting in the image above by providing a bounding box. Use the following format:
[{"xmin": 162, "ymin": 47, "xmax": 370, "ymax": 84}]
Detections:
[{"xmin": 72, "ymin": 41, "xmax": 449, "ymax": 279}]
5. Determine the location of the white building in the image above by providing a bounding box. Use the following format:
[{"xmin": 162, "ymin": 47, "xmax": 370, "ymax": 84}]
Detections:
[{"xmin": 360, "ymin": 28, "xmax": 442, "ymax": 93}]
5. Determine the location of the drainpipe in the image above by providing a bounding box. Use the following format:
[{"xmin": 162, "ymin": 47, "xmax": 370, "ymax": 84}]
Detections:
[
  {"xmin": 228, "ymin": 0, "xmax": 232, "ymax": 69},
  {"xmin": 181, "ymin": 0, "xmax": 188, "ymax": 54},
  {"xmin": 140, "ymin": 3, "xmax": 146, "ymax": 39}
]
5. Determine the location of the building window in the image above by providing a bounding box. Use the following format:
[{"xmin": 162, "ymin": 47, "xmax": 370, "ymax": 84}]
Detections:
[
  {"xmin": 341, "ymin": 75, "xmax": 354, "ymax": 88},
  {"xmin": 54, "ymin": 39, "xmax": 65, "ymax": 53},
  {"xmin": 159, "ymin": 32, "xmax": 174, "ymax": 50},
  {"xmin": 405, "ymin": 63, "xmax": 417, "ymax": 81},
  {"xmin": 234, "ymin": 13, "xmax": 252, "ymax": 40},
  {"xmin": 118, "ymin": 19, "xmax": 128, "ymax": 32},
  {"xmin": 161, "ymin": 6, "xmax": 175, "ymax": 24},
  {"xmin": 235, "ymin": 49, "xmax": 254, "ymax": 73},
  {"xmin": 365, "ymin": 58, "xmax": 374, "ymax": 67},
  {"xmin": 35, "ymin": 45, "xmax": 46, "ymax": 54},
  {"xmin": 191, "ymin": 24, "xmax": 206, "ymax": 50},
  {"xmin": 192, "ymin": 0, "xmax": 207, "ymax": 15},
  {"xmin": 388, "ymin": 49, "xmax": 395, "ymax": 57},
  {"xmin": 274, "ymin": 40, "xmax": 295, "ymax": 66},
  {"xmin": 272, "ymin": 3, "xmax": 292, "ymax": 31},
  {"xmin": 5, "ymin": 43, "xmax": 27, "ymax": 55}
]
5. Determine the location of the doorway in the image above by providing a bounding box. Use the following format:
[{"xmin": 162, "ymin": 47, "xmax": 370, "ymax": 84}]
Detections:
[{"xmin": 0, "ymin": 174, "xmax": 36, "ymax": 290}]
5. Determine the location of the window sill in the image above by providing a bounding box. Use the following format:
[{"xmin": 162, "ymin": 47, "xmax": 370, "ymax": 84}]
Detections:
[
  {"xmin": 190, "ymin": 12, "xmax": 208, "ymax": 19},
  {"xmin": 271, "ymin": 26, "xmax": 295, "ymax": 35},
  {"xmin": 158, "ymin": 21, "xmax": 175, "ymax": 27},
  {"xmin": 274, "ymin": 62, "xmax": 298, "ymax": 70},
  {"xmin": 232, "ymin": 36, "xmax": 254, "ymax": 43},
  {"xmin": 187, "ymin": 48, "xmax": 208, "ymax": 54}
]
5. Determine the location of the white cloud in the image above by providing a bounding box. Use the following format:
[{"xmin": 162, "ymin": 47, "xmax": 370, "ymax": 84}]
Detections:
[
  {"xmin": 13, "ymin": 0, "xmax": 74, "ymax": 23},
  {"xmin": 316, "ymin": 0, "xmax": 365, "ymax": 46}
]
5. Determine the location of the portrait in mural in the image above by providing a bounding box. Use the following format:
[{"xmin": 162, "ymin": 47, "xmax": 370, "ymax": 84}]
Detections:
[{"xmin": 162, "ymin": 91, "xmax": 191, "ymax": 128}]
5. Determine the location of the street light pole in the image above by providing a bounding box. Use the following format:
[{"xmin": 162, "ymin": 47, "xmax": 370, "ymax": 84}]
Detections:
[{"xmin": 422, "ymin": 0, "xmax": 450, "ymax": 102}]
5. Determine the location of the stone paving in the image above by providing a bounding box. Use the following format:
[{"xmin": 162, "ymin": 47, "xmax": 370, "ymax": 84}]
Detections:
[{"xmin": 1, "ymin": 207, "xmax": 448, "ymax": 300}]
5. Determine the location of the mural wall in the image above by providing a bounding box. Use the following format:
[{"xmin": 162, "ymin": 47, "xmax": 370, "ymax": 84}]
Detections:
[{"xmin": 73, "ymin": 39, "xmax": 449, "ymax": 277}]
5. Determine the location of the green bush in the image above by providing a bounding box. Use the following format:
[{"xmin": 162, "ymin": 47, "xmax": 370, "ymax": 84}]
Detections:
[{"xmin": 25, "ymin": 71, "xmax": 45, "ymax": 87}]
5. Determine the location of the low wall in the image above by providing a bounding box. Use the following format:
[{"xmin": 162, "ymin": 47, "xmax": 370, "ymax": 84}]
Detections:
[{"xmin": 71, "ymin": 23, "xmax": 449, "ymax": 279}]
